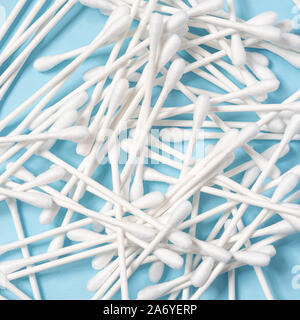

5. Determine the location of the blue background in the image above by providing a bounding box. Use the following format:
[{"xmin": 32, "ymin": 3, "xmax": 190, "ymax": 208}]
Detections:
[{"xmin": 0, "ymin": 0, "xmax": 300, "ymax": 300}]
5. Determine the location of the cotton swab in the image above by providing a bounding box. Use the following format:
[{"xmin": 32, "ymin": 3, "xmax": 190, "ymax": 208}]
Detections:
[
  {"xmin": 33, "ymin": 5, "xmax": 131, "ymax": 72},
  {"xmin": 6, "ymin": 198, "xmax": 41, "ymax": 300},
  {"xmin": 0, "ymin": 126, "xmax": 90, "ymax": 144}
]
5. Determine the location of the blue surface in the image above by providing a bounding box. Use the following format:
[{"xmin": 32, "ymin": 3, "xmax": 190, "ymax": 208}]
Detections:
[{"xmin": 0, "ymin": 0, "xmax": 299, "ymax": 300}]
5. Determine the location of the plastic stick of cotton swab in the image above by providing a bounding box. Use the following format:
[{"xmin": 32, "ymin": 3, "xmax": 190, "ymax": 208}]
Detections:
[
  {"xmin": 227, "ymin": 0, "xmax": 246, "ymax": 67},
  {"xmin": 108, "ymin": 142, "xmax": 129, "ymax": 300},
  {"xmin": 0, "ymin": 126, "xmax": 89, "ymax": 144},
  {"xmin": 33, "ymin": 3, "xmax": 133, "ymax": 72},
  {"xmin": 0, "ymin": 0, "xmax": 48, "ymax": 100},
  {"xmin": 0, "ymin": 234, "xmax": 116, "ymax": 275},
  {"xmin": 129, "ymin": 12, "xmax": 164, "ymax": 199},
  {"xmin": 0, "ymin": 0, "xmax": 27, "ymax": 42},
  {"xmin": 0, "ymin": 0, "xmax": 67, "ymax": 65},
  {"xmin": 4, "ymin": 0, "xmax": 47, "ymax": 51},
  {"xmin": 5, "ymin": 199, "xmax": 41, "ymax": 300}
]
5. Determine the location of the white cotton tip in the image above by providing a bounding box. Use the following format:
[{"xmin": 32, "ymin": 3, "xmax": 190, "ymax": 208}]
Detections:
[
  {"xmin": 57, "ymin": 126, "xmax": 90, "ymax": 143},
  {"xmin": 108, "ymin": 78, "xmax": 129, "ymax": 110},
  {"xmin": 48, "ymin": 235, "xmax": 65, "ymax": 253},
  {"xmin": 6, "ymin": 163, "xmax": 34, "ymax": 181},
  {"xmin": 129, "ymin": 176, "xmax": 143, "ymax": 202},
  {"xmin": 92, "ymin": 250, "xmax": 115, "ymax": 270},
  {"xmin": 233, "ymin": 251, "xmax": 271, "ymax": 267},
  {"xmin": 120, "ymin": 138, "xmax": 133, "ymax": 153},
  {"xmin": 127, "ymin": 71, "xmax": 141, "ymax": 82},
  {"xmin": 34, "ymin": 55, "xmax": 65, "ymax": 72},
  {"xmin": 76, "ymin": 134, "xmax": 94, "ymax": 156},
  {"xmin": 241, "ymin": 166, "xmax": 260, "ymax": 188},
  {"xmin": 164, "ymin": 11, "xmax": 189, "ymax": 34},
  {"xmin": 157, "ymin": 34, "xmax": 181, "ymax": 71},
  {"xmin": 149, "ymin": 13, "xmax": 163, "ymax": 53},
  {"xmin": 231, "ymin": 34, "xmax": 246, "ymax": 68},
  {"xmin": 280, "ymin": 204, "xmax": 300, "ymax": 231},
  {"xmin": 212, "ymin": 129, "xmax": 239, "ymax": 154},
  {"xmin": 196, "ymin": 241, "xmax": 232, "ymax": 263},
  {"xmin": 0, "ymin": 259, "xmax": 27, "ymax": 275},
  {"xmin": 247, "ymin": 11, "xmax": 278, "ymax": 26},
  {"xmin": 263, "ymin": 143, "xmax": 290, "ymax": 160},
  {"xmin": 236, "ymin": 123, "xmax": 260, "ymax": 148},
  {"xmin": 83, "ymin": 66, "xmax": 104, "ymax": 82},
  {"xmin": 131, "ymin": 192, "xmax": 165, "ymax": 210},
  {"xmin": 250, "ymin": 64, "xmax": 277, "ymax": 81},
  {"xmin": 166, "ymin": 201, "xmax": 192, "ymax": 228},
  {"xmin": 87, "ymin": 267, "xmax": 112, "ymax": 292},
  {"xmin": 268, "ymin": 46, "xmax": 300, "ymax": 68},
  {"xmin": 280, "ymin": 33, "xmax": 300, "ymax": 50},
  {"xmin": 280, "ymin": 110, "xmax": 295, "ymax": 122},
  {"xmin": 30, "ymin": 91, "xmax": 86, "ymax": 131},
  {"xmin": 154, "ymin": 248, "xmax": 183, "ymax": 269},
  {"xmin": 79, "ymin": 0, "xmax": 115, "ymax": 14},
  {"xmin": 137, "ymin": 281, "xmax": 176, "ymax": 300},
  {"xmin": 122, "ymin": 222, "xmax": 156, "ymax": 241},
  {"xmin": 288, "ymin": 164, "xmax": 300, "ymax": 177},
  {"xmin": 194, "ymin": 95, "xmax": 211, "ymax": 128},
  {"xmin": 103, "ymin": 5, "xmax": 130, "ymax": 32},
  {"xmin": 252, "ymin": 245, "xmax": 276, "ymax": 257},
  {"xmin": 14, "ymin": 191, "xmax": 53, "ymax": 209},
  {"xmin": 275, "ymin": 19, "xmax": 294, "ymax": 33},
  {"xmin": 143, "ymin": 167, "xmax": 177, "ymax": 184},
  {"xmin": 149, "ymin": 261, "xmax": 165, "ymax": 283},
  {"xmin": 42, "ymin": 109, "xmax": 79, "ymax": 150},
  {"xmin": 255, "ymin": 220, "xmax": 296, "ymax": 237},
  {"xmin": 164, "ymin": 58, "xmax": 186, "ymax": 92},
  {"xmin": 272, "ymin": 173, "xmax": 299, "ymax": 202},
  {"xmin": 250, "ymin": 79, "xmax": 280, "ymax": 96},
  {"xmin": 187, "ymin": 0, "xmax": 224, "ymax": 17},
  {"xmin": 176, "ymin": 23, "xmax": 189, "ymax": 37},
  {"xmin": 191, "ymin": 257, "xmax": 214, "ymax": 287},
  {"xmin": 92, "ymin": 222, "xmax": 105, "ymax": 233},
  {"xmin": 64, "ymin": 91, "xmax": 89, "ymax": 110},
  {"xmin": 265, "ymin": 116, "xmax": 286, "ymax": 133},
  {"xmin": 220, "ymin": 152, "xmax": 235, "ymax": 172},
  {"xmin": 284, "ymin": 115, "xmax": 300, "ymax": 141},
  {"xmin": 30, "ymin": 165, "xmax": 66, "ymax": 188},
  {"xmin": 39, "ymin": 203, "xmax": 60, "ymax": 225},
  {"xmin": 247, "ymin": 52, "xmax": 269, "ymax": 67},
  {"xmin": 168, "ymin": 231, "xmax": 193, "ymax": 250},
  {"xmin": 246, "ymin": 24, "xmax": 281, "ymax": 42},
  {"xmin": 105, "ymin": 226, "xmax": 114, "ymax": 235},
  {"xmin": 102, "ymin": 15, "xmax": 131, "ymax": 44},
  {"xmin": 67, "ymin": 228, "xmax": 103, "ymax": 242}
]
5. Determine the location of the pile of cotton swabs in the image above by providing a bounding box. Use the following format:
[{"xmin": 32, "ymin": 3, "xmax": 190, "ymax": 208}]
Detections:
[{"xmin": 0, "ymin": 0, "xmax": 300, "ymax": 300}]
